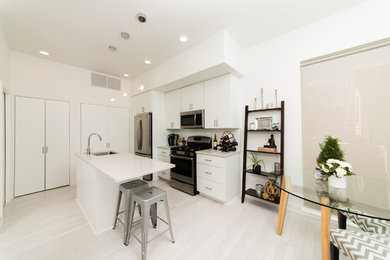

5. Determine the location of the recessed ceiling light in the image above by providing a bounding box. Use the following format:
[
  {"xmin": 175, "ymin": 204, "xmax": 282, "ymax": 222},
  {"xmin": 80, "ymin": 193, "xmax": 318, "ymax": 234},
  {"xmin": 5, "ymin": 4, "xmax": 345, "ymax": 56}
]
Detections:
[
  {"xmin": 110, "ymin": 97, "xmax": 115, "ymax": 102},
  {"xmin": 123, "ymin": 74, "xmax": 129, "ymax": 77},
  {"xmin": 144, "ymin": 59, "xmax": 151, "ymax": 65},
  {"xmin": 122, "ymin": 92, "xmax": 128, "ymax": 97},
  {"xmin": 178, "ymin": 34, "xmax": 188, "ymax": 43},
  {"xmin": 139, "ymin": 84, "xmax": 144, "ymax": 91},
  {"xmin": 39, "ymin": 50, "xmax": 50, "ymax": 56}
]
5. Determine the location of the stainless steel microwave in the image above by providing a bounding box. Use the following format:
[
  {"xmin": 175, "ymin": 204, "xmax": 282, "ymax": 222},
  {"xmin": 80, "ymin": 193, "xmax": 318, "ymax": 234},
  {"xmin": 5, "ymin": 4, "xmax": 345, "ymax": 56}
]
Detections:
[{"xmin": 180, "ymin": 110, "xmax": 205, "ymax": 129}]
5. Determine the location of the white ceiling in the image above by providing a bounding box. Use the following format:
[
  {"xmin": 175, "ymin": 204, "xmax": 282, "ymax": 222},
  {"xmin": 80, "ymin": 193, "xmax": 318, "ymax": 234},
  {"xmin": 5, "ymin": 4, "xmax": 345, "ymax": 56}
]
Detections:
[{"xmin": 0, "ymin": 0, "xmax": 366, "ymax": 79}]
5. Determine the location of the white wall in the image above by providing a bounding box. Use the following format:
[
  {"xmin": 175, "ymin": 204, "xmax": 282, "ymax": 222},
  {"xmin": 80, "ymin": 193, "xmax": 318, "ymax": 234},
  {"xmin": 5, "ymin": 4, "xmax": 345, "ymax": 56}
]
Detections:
[
  {"xmin": 0, "ymin": 23, "xmax": 9, "ymax": 92},
  {"xmin": 0, "ymin": 21, "xmax": 9, "ymax": 226},
  {"xmin": 6, "ymin": 51, "xmax": 131, "ymax": 201},
  {"xmin": 238, "ymin": 0, "xmax": 390, "ymax": 187}
]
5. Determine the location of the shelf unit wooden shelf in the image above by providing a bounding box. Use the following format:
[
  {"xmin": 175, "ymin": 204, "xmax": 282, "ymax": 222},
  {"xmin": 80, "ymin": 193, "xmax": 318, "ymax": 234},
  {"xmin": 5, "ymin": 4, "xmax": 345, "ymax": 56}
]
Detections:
[
  {"xmin": 247, "ymin": 129, "xmax": 281, "ymax": 133},
  {"xmin": 245, "ymin": 189, "xmax": 280, "ymax": 205},
  {"xmin": 241, "ymin": 101, "xmax": 285, "ymax": 205},
  {"xmin": 247, "ymin": 149, "xmax": 281, "ymax": 155},
  {"xmin": 244, "ymin": 169, "xmax": 281, "ymax": 178}
]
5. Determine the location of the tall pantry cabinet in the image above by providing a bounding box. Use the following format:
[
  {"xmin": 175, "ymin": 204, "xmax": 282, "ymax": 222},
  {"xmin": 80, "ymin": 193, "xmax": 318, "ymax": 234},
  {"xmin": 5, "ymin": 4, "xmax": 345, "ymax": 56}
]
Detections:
[{"xmin": 14, "ymin": 97, "xmax": 70, "ymax": 197}]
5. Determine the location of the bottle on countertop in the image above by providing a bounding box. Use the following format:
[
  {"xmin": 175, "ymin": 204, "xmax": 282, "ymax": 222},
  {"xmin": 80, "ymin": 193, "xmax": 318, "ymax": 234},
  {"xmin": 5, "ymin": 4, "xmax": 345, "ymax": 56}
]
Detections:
[{"xmin": 213, "ymin": 134, "xmax": 218, "ymax": 150}]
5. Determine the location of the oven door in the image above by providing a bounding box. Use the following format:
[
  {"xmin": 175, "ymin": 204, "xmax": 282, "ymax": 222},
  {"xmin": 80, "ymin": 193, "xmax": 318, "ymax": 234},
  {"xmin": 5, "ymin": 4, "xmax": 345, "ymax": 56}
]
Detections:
[{"xmin": 170, "ymin": 154, "xmax": 195, "ymax": 184}]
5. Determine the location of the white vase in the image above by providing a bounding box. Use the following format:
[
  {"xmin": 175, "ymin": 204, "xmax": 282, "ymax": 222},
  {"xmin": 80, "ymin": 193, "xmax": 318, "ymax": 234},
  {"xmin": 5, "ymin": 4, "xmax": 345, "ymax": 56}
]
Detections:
[{"xmin": 328, "ymin": 175, "xmax": 347, "ymax": 188}]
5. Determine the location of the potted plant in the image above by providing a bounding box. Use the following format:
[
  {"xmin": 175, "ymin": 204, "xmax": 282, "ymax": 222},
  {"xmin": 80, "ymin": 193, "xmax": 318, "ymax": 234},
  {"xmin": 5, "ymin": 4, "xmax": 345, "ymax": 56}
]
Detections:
[
  {"xmin": 320, "ymin": 159, "xmax": 355, "ymax": 188},
  {"xmin": 317, "ymin": 136, "xmax": 345, "ymax": 166},
  {"xmin": 249, "ymin": 153, "xmax": 265, "ymax": 174}
]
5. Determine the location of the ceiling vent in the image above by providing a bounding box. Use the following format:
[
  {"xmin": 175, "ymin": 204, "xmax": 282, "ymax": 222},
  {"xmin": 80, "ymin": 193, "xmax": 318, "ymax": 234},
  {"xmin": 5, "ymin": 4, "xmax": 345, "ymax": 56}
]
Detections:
[{"xmin": 91, "ymin": 72, "xmax": 121, "ymax": 90}]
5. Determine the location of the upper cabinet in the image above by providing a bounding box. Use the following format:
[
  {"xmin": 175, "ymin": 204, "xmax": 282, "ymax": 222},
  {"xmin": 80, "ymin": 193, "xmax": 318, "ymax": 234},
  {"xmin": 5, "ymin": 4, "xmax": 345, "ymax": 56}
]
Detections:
[
  {"xmin": 204, "ymin": 74, "xmax": 239, "ymax": 129},
  {"xmin": 180, "ymin": 82, "xmax": 204, "ymax": 112},
  {"xmin": 164, "ymin": 74, "xmax": 239, "ymax": 129},
  {"xmin": 132, "ymin": 91, "xmax": 152, "ymax": 114},
  {"xmin": 165, "ymin": 89, "xmax": 181, "ymax": 129}
]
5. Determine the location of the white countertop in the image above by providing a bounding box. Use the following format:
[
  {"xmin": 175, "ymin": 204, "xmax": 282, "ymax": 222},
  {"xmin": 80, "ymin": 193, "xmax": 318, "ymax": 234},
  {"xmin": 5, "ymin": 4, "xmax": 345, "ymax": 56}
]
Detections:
[
  {"xmin": 196, "ymin": 149, "xmax": 241, "ymax": 158},
  {"xmin": 156, "ymin": 145, "xmax": 179, "ymax": 149},
  {"xmin": 75, "ymin": 153, "xmax": 175, "ymax": 183}
]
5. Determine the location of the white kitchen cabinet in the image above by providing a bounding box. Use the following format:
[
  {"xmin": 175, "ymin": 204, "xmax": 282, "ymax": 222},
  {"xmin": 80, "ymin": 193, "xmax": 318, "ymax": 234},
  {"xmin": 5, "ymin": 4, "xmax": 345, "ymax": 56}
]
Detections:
[
  {"xmin": 15, "ymin": 97, "xmax": 70, "ymax": 196},
  {"xmin": 204, "ymin": 74, "xmax": 239, "ymax": 129},
  {"xmin": 165, "ymin": 90, "xmax": 181, "ymax": 129},
  {"xmin": 196, "ymin": 151, "xmax": 240, "ymax": 202},
  {"xmin": 132, "ymin": 91, "xmax": 152, "ymax": 114},
  {"xmin": 45, "ymin": 100, "xmax": 70, "ymax": 189},
  {"xmin": 180, "ymin": 82, "xmax": 204, "ymax": 112},
  {"xmin": 157, "ymin": 147, "xmax": 170, "ymax": 180},
  {"xmin": 81, "ymin": 104, "xmax": 129, "ymax": 154}
]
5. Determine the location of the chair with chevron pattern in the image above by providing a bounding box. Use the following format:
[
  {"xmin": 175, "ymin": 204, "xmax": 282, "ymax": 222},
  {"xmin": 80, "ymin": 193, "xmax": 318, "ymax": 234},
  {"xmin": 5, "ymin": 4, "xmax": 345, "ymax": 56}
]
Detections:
[{"xmin": 330, "ymin": 212, "xmax": 390, "ymax": 260}]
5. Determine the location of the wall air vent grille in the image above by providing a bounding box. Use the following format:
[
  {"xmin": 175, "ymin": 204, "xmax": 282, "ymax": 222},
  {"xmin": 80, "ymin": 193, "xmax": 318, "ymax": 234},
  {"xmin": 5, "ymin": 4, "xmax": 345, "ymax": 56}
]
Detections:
[
  {"xmin": 91, "ymin": 73, "xmax": 107, "ymax": 88},
  {"xmin": 107, "ymin": 77, "xmax": 121, "ymax": 90},
  {"xmin": 91, "ymin": 73, "xmax": 121, "ymax": 90}
]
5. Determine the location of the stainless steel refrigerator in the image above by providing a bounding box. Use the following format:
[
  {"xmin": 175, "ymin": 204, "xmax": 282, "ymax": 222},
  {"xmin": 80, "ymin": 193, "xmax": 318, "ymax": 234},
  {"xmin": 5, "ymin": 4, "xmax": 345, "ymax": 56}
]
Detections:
[{"xmin": 134, "ymin": 112, "xmax": 153, "ymax": 181}]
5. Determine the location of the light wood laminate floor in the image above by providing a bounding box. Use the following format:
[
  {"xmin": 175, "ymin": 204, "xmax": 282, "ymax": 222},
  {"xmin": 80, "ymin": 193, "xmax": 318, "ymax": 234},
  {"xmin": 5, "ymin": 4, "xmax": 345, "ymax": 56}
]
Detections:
[{"xmin": 0, "ymin": 180, "xmax": 338, "ymax": 260}]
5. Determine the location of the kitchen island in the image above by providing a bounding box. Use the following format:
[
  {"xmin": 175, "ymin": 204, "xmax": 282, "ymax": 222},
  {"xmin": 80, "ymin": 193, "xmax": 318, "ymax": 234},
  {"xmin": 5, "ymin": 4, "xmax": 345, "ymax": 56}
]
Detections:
[{"xmin": 75, "ymin": 153, "xmax": 174, "ymax": 234}]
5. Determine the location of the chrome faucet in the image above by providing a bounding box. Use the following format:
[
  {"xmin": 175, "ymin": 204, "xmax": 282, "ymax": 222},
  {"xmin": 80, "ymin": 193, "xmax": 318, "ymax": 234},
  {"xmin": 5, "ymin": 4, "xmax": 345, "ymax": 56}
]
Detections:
[{"xmin": 87, "ymin": 133, "xmax": 102, "ymax": 155}]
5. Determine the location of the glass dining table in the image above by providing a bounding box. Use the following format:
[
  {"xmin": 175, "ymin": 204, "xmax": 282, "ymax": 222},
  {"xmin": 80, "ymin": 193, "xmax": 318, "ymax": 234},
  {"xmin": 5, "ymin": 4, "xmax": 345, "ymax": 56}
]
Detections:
[{"xmin": 275, "ymin": 169, "xmax": 390, "ymax": 260}]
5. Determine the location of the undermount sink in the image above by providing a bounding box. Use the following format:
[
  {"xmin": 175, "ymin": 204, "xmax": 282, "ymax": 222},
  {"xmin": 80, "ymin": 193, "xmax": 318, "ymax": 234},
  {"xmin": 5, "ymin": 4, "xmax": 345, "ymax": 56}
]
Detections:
[{"xmin": 92, "ymin": 151, "xmax": 118, "ymax": 156}]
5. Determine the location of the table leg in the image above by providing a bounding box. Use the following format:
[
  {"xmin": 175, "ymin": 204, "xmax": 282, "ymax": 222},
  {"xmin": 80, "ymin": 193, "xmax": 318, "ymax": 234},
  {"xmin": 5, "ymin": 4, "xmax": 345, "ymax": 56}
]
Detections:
[
  {"xmin": 276, "ymin": 189, "xmax": 289, "ymax": 235},
  {"xmin": 321, "ymin": 197, "xmax": 331, "ymax": 260}
]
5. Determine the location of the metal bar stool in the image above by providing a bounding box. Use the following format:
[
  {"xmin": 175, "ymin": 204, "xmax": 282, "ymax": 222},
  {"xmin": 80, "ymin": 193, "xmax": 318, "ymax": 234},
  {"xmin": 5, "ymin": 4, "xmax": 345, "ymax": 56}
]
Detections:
[
  {"xmin": 113, "ymin": 179, "xmax": 158, "ymax": 245},
  {"xmin": 128, "ymin": 186, "xmax": 175, "ymax": 260}
]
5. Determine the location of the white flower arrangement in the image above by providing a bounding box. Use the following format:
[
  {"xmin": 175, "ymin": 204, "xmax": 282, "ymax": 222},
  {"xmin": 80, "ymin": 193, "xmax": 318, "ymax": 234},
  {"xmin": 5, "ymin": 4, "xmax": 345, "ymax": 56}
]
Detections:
[{"xmin": 320, "ymin": 159, "xmax": 355, "ymax": 178}]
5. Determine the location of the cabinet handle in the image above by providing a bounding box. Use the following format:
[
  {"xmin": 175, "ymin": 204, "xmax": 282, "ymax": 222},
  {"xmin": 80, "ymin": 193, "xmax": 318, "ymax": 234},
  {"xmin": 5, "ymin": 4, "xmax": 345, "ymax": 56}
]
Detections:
[
  {"xmin": 46, "ymin": 146, "xmax": 48, "ymax": 153},
  {"xmin": 205, "ymin": 159, "xmax": 212, "ymax": 162},
  {"xmin": 106, "ymin": 142, "xmax": 110, "ymax": 148},
  {"xmin": 162, "ymin": 151, "xmax": 166, "ymax": 154},
  {"xmin": 189, "ymin": 104, "xmax": 193, "ymax": 110},
  {"xmin": 205, "ymin": 171, "xmax": 212, "ymax": 175},
  {"xmin": 205, "ymin": 187, "xmax": 213, "ymax": 190},
  {"xmin": 216, "ymin": 119, "xmax": 218, "ymax": 127},
  {"xmin": 42, "ymin": 147, "xmax": 45, "ymax": 154},
  {"xmin": 142, "ymin": 107, "xmax": 145, "ymax": 112},
  {"xmin": 171, "ymin": 122, "xmax": 174, "ymax": 128}
]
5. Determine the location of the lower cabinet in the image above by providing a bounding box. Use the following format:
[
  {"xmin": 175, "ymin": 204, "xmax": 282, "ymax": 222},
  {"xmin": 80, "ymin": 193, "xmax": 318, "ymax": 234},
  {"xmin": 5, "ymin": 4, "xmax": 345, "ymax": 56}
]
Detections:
[
  {"xmin": 196, "ymin": 152, "xmax": 240, "ymax": 202},
  {"xmin": 157, "ymin": 147, "xmax": 170, "ymax": 180}
]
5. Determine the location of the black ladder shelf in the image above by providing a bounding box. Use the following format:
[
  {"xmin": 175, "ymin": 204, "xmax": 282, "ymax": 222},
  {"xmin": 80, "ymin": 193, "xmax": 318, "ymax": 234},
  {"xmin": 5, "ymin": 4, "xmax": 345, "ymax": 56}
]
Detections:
[{"xmin": 241, "ymin": 101, "xmax": 285, "ymax": 205}]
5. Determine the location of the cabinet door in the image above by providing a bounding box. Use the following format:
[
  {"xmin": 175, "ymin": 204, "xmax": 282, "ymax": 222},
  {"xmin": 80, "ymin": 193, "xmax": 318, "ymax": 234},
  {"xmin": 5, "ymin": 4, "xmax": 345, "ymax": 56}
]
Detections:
[
  {"xmin": 204, "ymin": 78, "xmax": 219, "ymax": 128},
  {"xmin": 133, "ymin": 92, "xmax": 152, "ymax": 114},
  {"xmin": 108, "ymin": 106, "xmax": 129, "ymax": 153},
  {"xmin": 46, "ymin": 100, "xmax": 70, "ymax": 189},
  {"xmin": 204, "ymin": 75, "xmax": 231, "ymax": 128},
  {"xmin": 180, "ymin": 82, "xmax": 204, "ymax": 111},
  {"xmin": 81, "ymin": 104, "xmax": 108, "ymax": 153},
  {"xmin": 165, "ymin": 90, "xmax": 181, "ymax": 129},
  {"xmin": 15, "ymin": 97, "xmax": 45, "ymax": 196}
]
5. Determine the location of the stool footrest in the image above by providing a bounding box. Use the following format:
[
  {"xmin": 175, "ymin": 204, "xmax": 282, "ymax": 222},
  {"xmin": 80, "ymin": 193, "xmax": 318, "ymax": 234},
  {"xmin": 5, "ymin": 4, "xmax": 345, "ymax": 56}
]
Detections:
[{"xmin": 131, "ymin": 228, "xmax": 170, "ymax": 245}]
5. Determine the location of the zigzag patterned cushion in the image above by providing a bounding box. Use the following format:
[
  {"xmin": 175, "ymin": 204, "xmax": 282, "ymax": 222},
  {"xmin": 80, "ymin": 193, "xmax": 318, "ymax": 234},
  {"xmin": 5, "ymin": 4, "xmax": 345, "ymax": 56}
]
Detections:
[
  {"xmin": 330, "ymin": 229, "xmax": 390, "ymax": 260},
  {"xmin": 342, "ymin": 212, "xmax": 390, "ymax": 235}
]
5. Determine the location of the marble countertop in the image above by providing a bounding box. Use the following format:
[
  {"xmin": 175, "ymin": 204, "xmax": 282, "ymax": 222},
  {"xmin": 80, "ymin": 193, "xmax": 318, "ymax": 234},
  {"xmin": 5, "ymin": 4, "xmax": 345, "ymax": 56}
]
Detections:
[
  {"xmin": 196, "ymin": 149, "xmax": 241, "ymax": 158},
  {"xmin": 75, "ymin": 153, "xmax": 175, "ymax": 183}
]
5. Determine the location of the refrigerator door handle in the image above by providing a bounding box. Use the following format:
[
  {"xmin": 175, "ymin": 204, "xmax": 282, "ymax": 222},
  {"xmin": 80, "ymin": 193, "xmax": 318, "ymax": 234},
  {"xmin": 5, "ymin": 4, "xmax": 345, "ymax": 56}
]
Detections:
[
  {"xmin": 136, "ymin": 119, "xmax": 141, "ymax": 151},
  {"xmin": 139, "ymin": 119, "xmax": 143, "ymax": 151}
]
